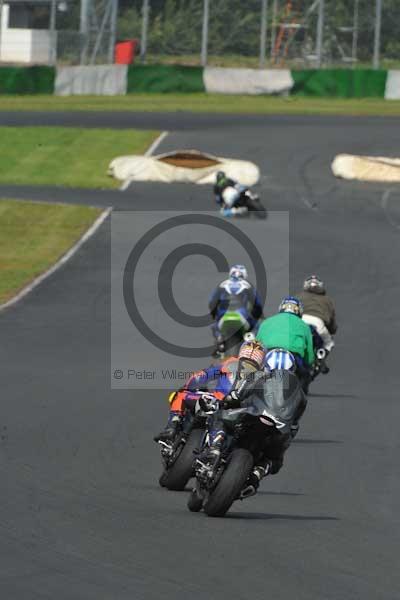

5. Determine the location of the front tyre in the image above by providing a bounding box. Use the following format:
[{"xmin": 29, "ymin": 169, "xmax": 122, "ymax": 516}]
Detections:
[
  {"xmin": 204, "ymin": 448, "xmax": 254, "ymax": 517},
  {"xmin": 163, "ymin": 428, "xmax": 204, "ymax": 491}
]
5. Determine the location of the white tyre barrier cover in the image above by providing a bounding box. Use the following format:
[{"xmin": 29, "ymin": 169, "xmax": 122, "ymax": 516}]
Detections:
[
  {"xmin": 385, "ymin": 70, "xmax": 400, "ymax": 100},
  {"xmin": 55, "ymin": 65, "xmax": 128, "ymax": 96},
  {"xmin": 109, "ymin": 149, "xmax": 260, "ymax": 186},
  {"xmin": 203, "ymin": 67, "xmax": 294, "ymax": 95},
  {"xmin": 332, "ymin": 154, "xmax": 400, "ymax": 182}
]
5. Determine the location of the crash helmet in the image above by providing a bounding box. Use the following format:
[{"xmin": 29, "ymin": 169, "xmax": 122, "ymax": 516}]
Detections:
[
  {"xmin": 303, "ymin": 275, "xmax": 325, "ymax": 294},
  {"xmin": 238, "ymin": 340, "xmax": 266, "ymax": 370},
  {"xmin": 229, "ymin": 264, "xmax": 248, "ymax": 281},
  {"xmin": 278, "ymin": 296, "xmax": 304, "ymax": 317},
  {"xmin": 216, "ymin": 171, "xmax": 228, "ymax": 185}
]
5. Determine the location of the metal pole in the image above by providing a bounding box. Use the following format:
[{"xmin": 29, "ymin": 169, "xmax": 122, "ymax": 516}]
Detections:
[
  {"xmin": 352, "ymin": 0, "xmax": 359, "ymax": 66},
  {"xmin": 140, "ymin": 0, "xmax": 149, "ymax": 63},
  {"xmin": 108, "ymin": 0, "xmax": 119, "ymax": 64},
  {"xmin": 49, "ymin": 0, "xmax": 57, "ymax": 64},
  {"xmin": 270, "ymin": 0, "xmax": 278, "ymax": 61},
  {"xmin": 0, "ymin": 0, "xmax": 5, "ymax": 63},
  {"xmin": 201, "ymin": 0, "xmax": 209, "ymax": 67},
  {"xmin": 316, "ymin": 0, "xmax": 324, "ymax": 68},
  {"xmin": 373, "ymin": 0, "xmax": 382, "ymax": 69},
  {"xmin": 259, "ymin": 0, "xmax": 268, "ymax": 68},
  {"xmin": 80, "ymin": 0, "xmax": 90, "ymax": 65}
]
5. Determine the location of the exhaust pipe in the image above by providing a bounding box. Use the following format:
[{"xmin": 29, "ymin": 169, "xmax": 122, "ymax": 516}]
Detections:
[{"xmin": 317, "ymin": 348, "xmax": 326, "ymax": 360}]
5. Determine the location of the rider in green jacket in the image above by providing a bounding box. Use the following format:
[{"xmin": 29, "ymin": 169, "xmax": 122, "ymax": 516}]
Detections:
[{"xmin": 256, "ymin": 296, "xmax": 315, "ymax": 369}]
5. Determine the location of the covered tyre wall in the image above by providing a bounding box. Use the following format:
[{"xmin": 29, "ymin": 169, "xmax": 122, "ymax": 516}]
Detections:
[{"xmin": 109, "ymin": 149, "xmax": 260, "ymax": 185}]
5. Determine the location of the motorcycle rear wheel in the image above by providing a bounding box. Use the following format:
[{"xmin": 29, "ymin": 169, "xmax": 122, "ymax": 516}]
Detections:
[
  {"xmin": 247, "ymin": 196, "xmax": 267, "ymax": 220},
  {"xmin": 163, "ymin": 428, "xmax": 204, "ymax": 491},
  {"xmin": 203, "ymin": 448, "xmax": 254, "ymax": 517}
]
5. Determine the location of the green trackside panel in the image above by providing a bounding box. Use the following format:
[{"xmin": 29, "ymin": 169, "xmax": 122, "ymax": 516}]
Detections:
[
  {"xmin": 291, "ymin": 69, "xmax": 387, "ymax": 98},
  {"xmin": 0, "ymin": 66, "xmax": 55, "ymax": 95},
  {"xmin": 127, "ymin": 64, "xmax": 205, "ymax": 93}
]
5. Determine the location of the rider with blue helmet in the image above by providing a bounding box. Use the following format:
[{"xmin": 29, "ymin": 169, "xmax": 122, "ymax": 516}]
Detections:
[
  {"xmin": 209, "ymin": 265, "xmax": 263, "ymax": 357},
  {"xmin": 256, "ymin": 296, "xmax": 315, "ymax": 375}
]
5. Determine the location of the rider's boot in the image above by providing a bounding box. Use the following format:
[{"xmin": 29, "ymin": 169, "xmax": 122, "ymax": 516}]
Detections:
[
  {"xmin": 154, "ymin": 412, "xmax": 183, "ymax": 443},
  {"xmin": 243, "ymin": 462, "xmax": 271, "ymax": 497}
]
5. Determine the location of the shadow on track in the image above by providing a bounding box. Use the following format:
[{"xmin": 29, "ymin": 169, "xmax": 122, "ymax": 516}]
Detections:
[
  {"xmin": 227, "ymin": 513, "xmax": 339, "ymax": 522},
  {"xmin": 293, "ymin": 438, "xmax": 342, "ymax": 445},
  {"xmin": 308, "ymin": 393, "xmax": 357, "ymax": 399}
]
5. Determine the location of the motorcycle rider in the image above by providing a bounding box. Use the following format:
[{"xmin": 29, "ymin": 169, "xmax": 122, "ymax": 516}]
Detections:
[
  {"xmin": 214, "ymin": 171, "xmax": 247, "ymax": 217},
  {"xmin": 209, "ymin": 264, "xmax": 263, "ymax": 357},
  {"xmin": 297, "ymin": 275, "xmax": 337, "ymax": 362},
  {"xmin": 197, "ymin": 339, "xmax": 307, "ymax": 494},
  {"xmin": 256, "ymin": 296, "xmax": 315, "ymax": 380},
  {"xmin": 154, "ymin": 356, "xmax": 241, "ymax": 444}
]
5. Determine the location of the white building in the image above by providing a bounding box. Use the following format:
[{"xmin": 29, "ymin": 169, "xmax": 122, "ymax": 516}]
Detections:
[{"xmin": 0, "ymin": 0, "xmax": 54, "ymax": 64}]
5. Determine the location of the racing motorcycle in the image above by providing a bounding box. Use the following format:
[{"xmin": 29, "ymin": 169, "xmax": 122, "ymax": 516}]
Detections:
[
  {"xmin": 188, "ymin": 352, "xmax": 305, "ymax": 517},
  {"xmin": 157, "ymin": 395, "xmax": 208, "ymax": 491},
  {"xmin": 217, "ymin": 314, "xmax": 255, "ymax": 358},
  {"xmin": 221, "ymin": 184, "xmax": 267, "ymax": 219},
  {"xmin": 302, "ymin": 327, "xmax": 330, "ymax": 394}
]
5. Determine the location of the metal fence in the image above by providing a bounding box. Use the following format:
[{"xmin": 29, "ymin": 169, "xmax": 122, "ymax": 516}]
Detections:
[
  {"xmin": 2, "ymin": 0, "xmax": 396, "ymax": 68},
  {"xmin": 133, "ymin": 0, "xmax": 394, "ymax": 69}
]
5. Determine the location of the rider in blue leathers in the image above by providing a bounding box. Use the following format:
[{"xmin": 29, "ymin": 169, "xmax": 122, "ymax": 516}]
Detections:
[
  {"xmin": 154, "ymin": 355, "xmax": 240, "ymax": 443},
  {"xmin": 209, "ymin": 264, "xmax": 263, "ymax": 357}
]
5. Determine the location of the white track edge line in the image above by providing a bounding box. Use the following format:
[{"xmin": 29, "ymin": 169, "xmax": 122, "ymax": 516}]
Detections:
[
  {"xmin": 119, "ymin": 131, "xmax": 169, "ymax": 191},
  {"xmin": 0, "ymin": 206, "xmax": 112, "ymax": 312}
]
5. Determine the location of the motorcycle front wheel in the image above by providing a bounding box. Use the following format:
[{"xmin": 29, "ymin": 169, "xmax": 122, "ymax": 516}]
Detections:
[{"xmin": 203, "ymin": 448, "xmax": 254, "ymax": 517}]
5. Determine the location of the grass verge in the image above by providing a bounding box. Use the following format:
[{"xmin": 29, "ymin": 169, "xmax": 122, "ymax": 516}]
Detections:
[
  {"xmin": 0, "ymin": 199, "xmax": 102, "ymax": 304},
  {"xmin": 0, "ymin": 127, "xmax": 158, "ymax": 189},
  {"xmin": 0, "ymin": 94, "xmax": 400, "ymax": 116}
]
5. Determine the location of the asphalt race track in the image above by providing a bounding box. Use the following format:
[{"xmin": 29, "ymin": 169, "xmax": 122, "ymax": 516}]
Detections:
[{"xmin": 1, "ymin": 113, "xmax": 400, "ymax": 599}]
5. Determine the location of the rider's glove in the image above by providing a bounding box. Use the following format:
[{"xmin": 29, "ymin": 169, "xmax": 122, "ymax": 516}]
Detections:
[
  {"xmin": 221, "ymin": 390, "xmax": 240, "ymax": 409},
  {"xmin": 198, "ymin": 393, "xmax": 219, "ymax": 414}
]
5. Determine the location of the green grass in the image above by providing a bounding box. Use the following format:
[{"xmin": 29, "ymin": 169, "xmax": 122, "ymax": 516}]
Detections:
[
  {"xmin": 0, "ymin": 199, "xmax": 102, "ymax": 304},
  {"xmin": 0, "ymin": 94, "xmax": 399, "ymax": 116},
  {"xmin": 0, "ymin": 127, "xmax": 158, "ymax": 189}
]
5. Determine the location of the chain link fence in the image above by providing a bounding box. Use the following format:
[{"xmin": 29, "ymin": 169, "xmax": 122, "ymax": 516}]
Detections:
[{"xmin": 8, "ymin": 0, "xmax": 396, "ymax": 68}]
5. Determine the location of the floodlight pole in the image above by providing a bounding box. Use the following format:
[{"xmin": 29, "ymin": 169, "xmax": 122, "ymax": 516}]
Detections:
[
  {"xmin": 270, "ymin": 0, "xmax": 278, "ymax": 61},
  {"xmin": 352, "ymin": 0, "xmax": 359, "ymax": 66},
  {"xmin": 80, "ymin": 0, "xmax": 90, "ymax": 65},
  {"xmin": 49, "ymin": 0, "xmax": 57, "ymax": 64},
  {"xmin": 373, "ymin": 0, "xmax": 382, "ymax": 69},
  {"xmin": 316, "ymin": 0, "xmax": 324, "ymax": 68},
  {"xmin": 201, "ymin": 0, "xmax": 210, "ymax": 67},
  {"xmin": 140, "ymin": 0, "xmax": 149, "ymax": 63},
  {"xmin": 108, "ymin": 0, "xmax": 118, "ymax": 64},
  {"xmin": 259, "ymin": 0, "xmax": 268, "ymax": 68}
]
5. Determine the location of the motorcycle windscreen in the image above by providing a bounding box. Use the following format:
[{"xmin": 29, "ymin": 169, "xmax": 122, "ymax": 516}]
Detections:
[{"xmin": 251, "ymin": 370, "xmax": 303, "ymax": 426}]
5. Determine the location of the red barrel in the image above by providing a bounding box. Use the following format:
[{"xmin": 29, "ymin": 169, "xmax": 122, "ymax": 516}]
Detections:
[{"xmin": 115, "ymin": 40, "xmax": 138, "ymax": 65}]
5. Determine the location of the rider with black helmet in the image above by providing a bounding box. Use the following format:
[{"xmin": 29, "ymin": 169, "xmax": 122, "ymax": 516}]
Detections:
[{"xmin": 214, "ymin": 171, "xmax": 237, "ymax": 207}]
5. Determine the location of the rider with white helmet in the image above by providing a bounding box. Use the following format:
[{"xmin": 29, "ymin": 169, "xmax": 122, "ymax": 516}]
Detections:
[{"xmin": 209, "ymin": 264, "xmax": 263, "ymax": 357}]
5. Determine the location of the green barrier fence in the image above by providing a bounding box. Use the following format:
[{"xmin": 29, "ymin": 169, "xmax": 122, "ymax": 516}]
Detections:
[
  {"xmin": 127, "ymin": 64, "xmax": 205, "ymax": 94},
  {"xmin": 0, "ymin": 66, "xmax": 55, "ymax": 95},
  {"xmin": 292, "ymin": 69, "xmax": 387, "ymax": 98}
]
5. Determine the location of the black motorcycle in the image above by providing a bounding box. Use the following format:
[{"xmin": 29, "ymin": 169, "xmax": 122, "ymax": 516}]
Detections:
[
  {"xmin": 188, "ymin": 368, "xmax": 306, "ymax": 517},
  {"xmin": 157, "ymin": 399, "xmax": 207, "ymax": 491}
]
